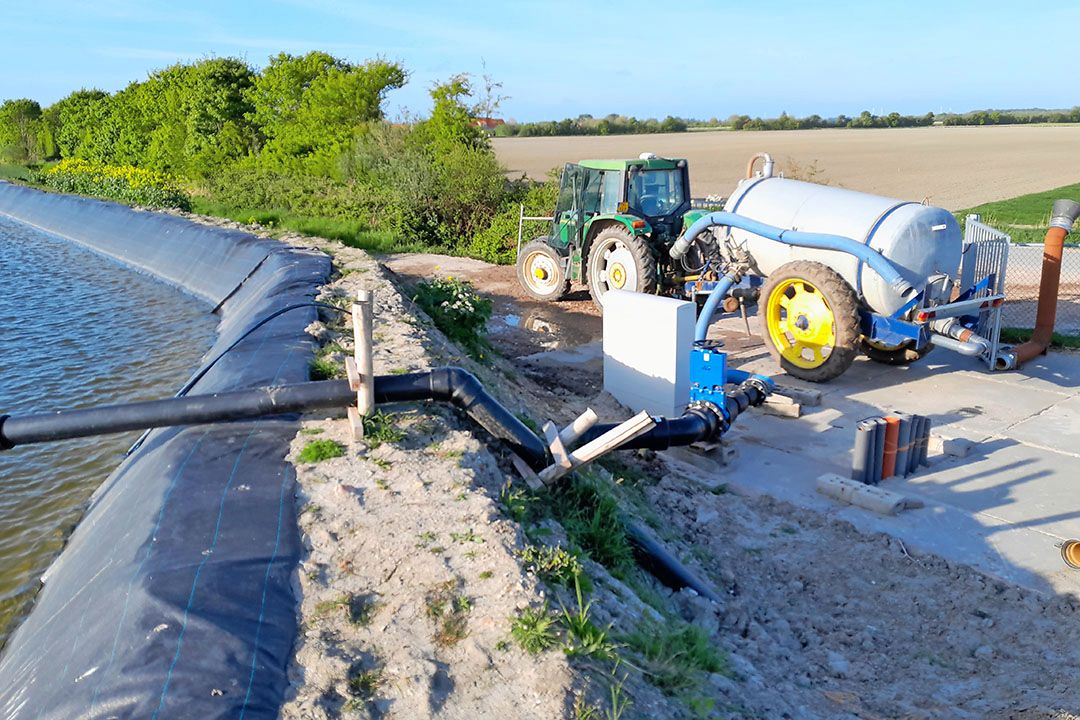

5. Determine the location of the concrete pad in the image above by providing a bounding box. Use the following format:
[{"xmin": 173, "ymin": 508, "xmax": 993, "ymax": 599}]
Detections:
[{"xmin": 695, "ymin": 312, "xmax": 1080, "ymax": 596}]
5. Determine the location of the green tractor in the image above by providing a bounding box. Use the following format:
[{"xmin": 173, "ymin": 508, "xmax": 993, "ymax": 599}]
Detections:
[{"xmin": 516, "ymin": 154, "xmax": 714, "ymax": 307}]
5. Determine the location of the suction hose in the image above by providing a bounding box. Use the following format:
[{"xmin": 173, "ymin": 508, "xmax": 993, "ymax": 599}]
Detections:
[
  {"xmin": 682, "ymin": 212, "xmax": 916, "ymax": 301},
  {"xmin": 929, "ymin": 318, "xmax": 992, "ymax": 357},
  {"xmin": 1010, "ymin": 199, "xmax": 1080, "ymax": 367},
  {"xmin": 0, "ymin": 369, "xmax": 550, "ymax": 470}
]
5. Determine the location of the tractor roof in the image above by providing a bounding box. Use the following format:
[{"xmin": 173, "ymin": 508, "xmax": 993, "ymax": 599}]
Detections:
[{"xmin": 577, "ymin": 157, "xmax": 684, "ymax": 171}]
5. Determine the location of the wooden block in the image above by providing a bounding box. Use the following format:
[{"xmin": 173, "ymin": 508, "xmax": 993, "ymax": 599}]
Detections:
[
  {"xmin": 347, "ymin": 406, "xmax": 364, "ymax": 441},
  {"xmin": 345, "ymin": 357, "xmax": 361, "ymax": 392},
  {"xmin": 537, "ymin": 411, "xmax": 655, "ymax": 485},
  {"xmin": 511, "ymin": 455, "xmax": 545, "ymax": 492},
  {"xmin": 558, "ymin": 408, "xmax": 598, "ymax": 447},
  {"xmin": 762, "ymin": 397, "xmax": 801, "ymax": 419}
]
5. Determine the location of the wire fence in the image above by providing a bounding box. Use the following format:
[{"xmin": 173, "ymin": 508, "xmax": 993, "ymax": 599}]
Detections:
[{"xmin": 1001, "ymin": 244, "xmax": 1080, "ymax": 335}]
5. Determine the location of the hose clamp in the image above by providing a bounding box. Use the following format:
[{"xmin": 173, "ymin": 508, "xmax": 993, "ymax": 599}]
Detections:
[{"xmin": 0, "ymin": 415, "xmax": 12, "ymax": 450}]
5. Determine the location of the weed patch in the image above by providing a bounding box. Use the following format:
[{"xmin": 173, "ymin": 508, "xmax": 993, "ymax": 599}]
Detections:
[
  {"xmin": 297, "ymin": 439, "xmax": 345, "ymax": 463},
  {"xmin": 621, "ymin": 620, "xmax": 727, "ymax": 692},
  {"xmin": 425, "ymin": 579, "xmax": 471, "ymax": 647},
  {"xmin": 510, "ymin": 605, "xmax": 558, "ymax": 654},
  {"xmin": 362, "ymin": 410, "xmax": 405, "ymax": 448}
]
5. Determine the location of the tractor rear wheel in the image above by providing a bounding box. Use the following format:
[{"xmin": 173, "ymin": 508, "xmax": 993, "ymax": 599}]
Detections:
[
  {"xmin": 586, "ymin": 226, "xmax": 657, "ymax": 309},
  {"xmin": 517, "ymin": 240, "xmax": 570, "ymax": 302},
  {"xmin": 759, "ymin": 261, "xmax": 861, "ymax": 382}
]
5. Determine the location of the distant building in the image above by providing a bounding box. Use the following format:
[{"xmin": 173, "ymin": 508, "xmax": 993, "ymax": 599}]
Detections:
[{"xmin": 473, "ymin": 117, "xmax": 505, "ymax": 132}]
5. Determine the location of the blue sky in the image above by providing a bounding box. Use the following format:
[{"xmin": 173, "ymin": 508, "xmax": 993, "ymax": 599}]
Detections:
[{"xmin": 1, "ymin": 0, "xmax": 1075, "ymax": 121}]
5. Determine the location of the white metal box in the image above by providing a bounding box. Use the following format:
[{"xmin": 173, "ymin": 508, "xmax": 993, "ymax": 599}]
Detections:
[{"xmin": 602, "ymin": 290, "xmax": 693, "ymax": 418}]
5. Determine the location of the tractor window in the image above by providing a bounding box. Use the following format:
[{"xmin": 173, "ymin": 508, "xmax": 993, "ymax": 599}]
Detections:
[
  {"xmin": 627, "ymin": 168, "xmax": 686, "ymax": 217},
  {"xmin": 555, "ymin": 164, "xmax": 584, "ymax": 216},
  {"xmin": 598, "ymin": 171, "xmax": 622, "ymax": 213},
  {"xmin": 581, "ymin": 168, "xmax": 604, "ymax": 213}
]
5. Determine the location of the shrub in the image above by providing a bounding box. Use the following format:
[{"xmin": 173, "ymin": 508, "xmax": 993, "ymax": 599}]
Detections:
[
  {"xmin": 38, "ymin": 158, "xmax": 192, "ymax": 210},
  {"xmin": 412, "ymin": 276, "xmax": 492, "ymax": 360},
  {"xmin": 468, "ymin": 178, "xmax": 558, "ymax": 265}
]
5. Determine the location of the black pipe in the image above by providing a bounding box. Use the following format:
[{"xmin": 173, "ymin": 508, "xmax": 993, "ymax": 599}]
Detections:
[
  {"xmin": 575, "ymin": 379, "xmax": 768, "ymax": 450},
  {"xmin": 627, "ymin": 521, "xmax": 722, "ymax": 602},
  {"xmin": 0, "ymin": 368, "xmax": 550, "ymax": 470}
]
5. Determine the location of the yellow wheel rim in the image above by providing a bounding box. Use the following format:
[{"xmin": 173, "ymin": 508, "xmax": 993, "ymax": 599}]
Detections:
[
  {"xmin": 1063, "ymin": 540, "xmax": 1080, "ymax": 569},
  {"xmin": 765, "ymin": 277, "xmax": 836, "ymax": 369}
]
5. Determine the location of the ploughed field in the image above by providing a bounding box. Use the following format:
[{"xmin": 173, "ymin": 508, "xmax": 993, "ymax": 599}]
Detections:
[{"xmin": 493, "ymin": 125, "xmax": 1080, "ymax": 211}]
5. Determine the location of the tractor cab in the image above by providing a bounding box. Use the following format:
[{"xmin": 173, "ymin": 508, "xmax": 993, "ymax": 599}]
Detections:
[{"xmin": 517, "ymin": 154, "xmax": 695, "ymax": 307}]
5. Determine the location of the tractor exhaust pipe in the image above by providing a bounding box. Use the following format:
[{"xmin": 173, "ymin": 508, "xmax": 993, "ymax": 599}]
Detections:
[{"xmin": 1012, "ymin": 199, "xmax": 1080, "ymax": 367}]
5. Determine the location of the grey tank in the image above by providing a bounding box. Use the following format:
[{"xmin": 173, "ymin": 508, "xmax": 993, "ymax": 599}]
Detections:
[{"xmin": 723, "ymin": 176, "xmax": 962, "ymax": 316}]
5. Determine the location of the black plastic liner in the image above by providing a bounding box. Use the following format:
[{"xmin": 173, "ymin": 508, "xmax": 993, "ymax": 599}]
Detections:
[{"xmin": 0, "ymin": 184, "xmax": 330, "ymax": 719}]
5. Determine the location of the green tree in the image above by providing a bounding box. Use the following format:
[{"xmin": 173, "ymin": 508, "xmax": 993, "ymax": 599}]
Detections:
[
  {"xmin": 0, "ymin": 99, "xmax": 43, "ymax": 162},
  {"xmin": 50, "ymin": 89, "xmax": 110, "ymax": 158}
]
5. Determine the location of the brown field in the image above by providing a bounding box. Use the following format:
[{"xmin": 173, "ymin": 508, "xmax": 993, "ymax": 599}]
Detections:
[{"xmin": 493, "ymin": 125, "xmax": 1080, "ymax": 211}]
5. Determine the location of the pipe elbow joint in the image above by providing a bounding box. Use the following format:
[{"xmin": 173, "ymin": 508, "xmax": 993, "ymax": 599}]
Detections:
[{"xmin": 1051, "ymin": 199, "xmax": 1080, "ymax": 232}]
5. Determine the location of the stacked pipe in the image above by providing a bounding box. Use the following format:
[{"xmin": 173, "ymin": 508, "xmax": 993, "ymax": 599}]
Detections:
[{"xmin": 851, "ymin": 413, "xmax": 932, "ymax": 484}]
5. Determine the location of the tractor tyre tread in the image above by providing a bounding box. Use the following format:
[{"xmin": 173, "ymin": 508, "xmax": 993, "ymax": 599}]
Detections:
[{"xmin": 586, "ymin": 225, "xmax": 658, "ymax": 310}]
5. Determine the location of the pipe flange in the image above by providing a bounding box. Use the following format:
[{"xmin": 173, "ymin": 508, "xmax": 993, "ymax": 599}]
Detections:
[
  {"xmin": 742, "ymin": 378, "xmax": 772, "ymax": 402},
  {"xmin": 687, "ymin": 400, "xmax": 729, "ymax": 437}
]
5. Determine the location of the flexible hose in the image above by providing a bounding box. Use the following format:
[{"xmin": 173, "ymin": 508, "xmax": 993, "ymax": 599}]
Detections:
[
  {"xmin": 680, "ymin": 212, "xmax": 916, "ymax": 301},
  {"xmin": 693, "ymin": 270, "xmax": 740, "ymax": 342}
]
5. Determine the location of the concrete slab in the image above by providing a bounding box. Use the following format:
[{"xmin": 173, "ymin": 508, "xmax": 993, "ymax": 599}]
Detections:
[{"xmin": 700, "ymin": 312, "xmax": 1080, "ymax": 596}]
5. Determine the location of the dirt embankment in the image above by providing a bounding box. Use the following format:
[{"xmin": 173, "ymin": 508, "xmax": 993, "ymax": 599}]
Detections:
[{"xmin": 172, "ymin": 211, "xmax": 1080, "ymax": 719}]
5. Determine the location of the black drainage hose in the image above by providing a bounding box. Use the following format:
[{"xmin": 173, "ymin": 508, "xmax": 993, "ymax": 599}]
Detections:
[
  {"xmin": 0, "ymin": 367, "xmax": 549, "ymax": 469},
  {"xmin": 627, "ymin": 521, "xmax": 723, "ymax": 602}
]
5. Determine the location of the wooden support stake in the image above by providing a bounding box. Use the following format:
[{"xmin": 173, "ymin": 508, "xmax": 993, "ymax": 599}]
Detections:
[
  {"xmin": 538, "ymin": 411, "xmax": 655, "ymax": 484},
  {"xmin": 350, "ymin": 289, "xmax": 374, "ymax": 441},
  {"xmin": 510, "ymin": 454, "xmax": 545, "ymax": 492},
  {"xmin": 558, "ymin": 408, "xmax": 599, "ymax": 447}
]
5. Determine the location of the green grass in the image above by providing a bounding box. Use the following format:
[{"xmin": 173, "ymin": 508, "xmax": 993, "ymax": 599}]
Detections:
[
  {"xmin": 297, "ymin": 439, "xmax": 345, "ymax": 463},
  {"xmin": 362, "ymin": 410, "xmax": 405, "ymax": 448},
  {"xmin": 958, "ymin": 182, "xmax": 1080, "ymax": 245},
  {"xmin": 560, "ymin": 575, "xmax": 616, "ymax": 660},
  {"xmin": 517, "ymin": 544, "xmax": 586, "ymax": 588},
  {"xmin": 620, "ymin": 621, "xmax": 728, "ymax": 693},
  {"xmin": 0, "ymin": 163, "xmax": 34, "ymax": 182},
  {"xmin": 510, "ymin": 605, "xmax": 558, "ymax": 654},
  {"xmin": 548, "ymin": 473, "xmax": 636, "ymax": 578},
  {"xmin": 1000, "ymin": 327, "xmax": 1080, "ymax": 349},
  {"xmin": 189, "ymin": 197, "xmax": 435, "ymax": 254}
]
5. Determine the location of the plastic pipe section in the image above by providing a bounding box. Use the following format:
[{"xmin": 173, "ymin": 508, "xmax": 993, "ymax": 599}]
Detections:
[
  {"xmin": 1009, "ymin": 199, "xmax": 1080, "ymax": 367},
  {"xmin": 576, "ymin": 377, "xmax": 770, "ymax": 450},
  {"xmin": 745, "ymin": 152, "xmax": 775, "ymax": 179},
  {"xmin": 929, "ymin": 318, "xmax": 992, "ymax": 357},
  {"xmin": 680, "ymin": 212, "xmax": 916, "ymax": 303},
  {"xmin": 0, "ymin": 368, "xmax": 550, "ymax": 471}
]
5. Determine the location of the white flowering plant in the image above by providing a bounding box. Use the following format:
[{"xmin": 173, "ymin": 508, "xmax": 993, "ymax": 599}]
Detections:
[{"xmin": 413, "ymin": 276, "xmax": 493, "ymax": 361}]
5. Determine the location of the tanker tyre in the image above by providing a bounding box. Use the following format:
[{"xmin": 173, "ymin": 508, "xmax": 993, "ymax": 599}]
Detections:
[
  {"xmin": 517, "ymin": 239, "xmax": 570, "ymax": 302},
  {"xmin": 759, "ymin": 261, "xmax": 861, "ymax": 383},
  {"xmin": 586, "ymin": 226, "xmax": 658, "ymax": 310},
  {"xmin": 861, "ymin": 339, "xmax": 933, "ymax": 366}
]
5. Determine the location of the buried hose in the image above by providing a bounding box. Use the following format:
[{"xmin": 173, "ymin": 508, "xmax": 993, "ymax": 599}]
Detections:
[
  {"xmin": 627, "ymin": 520, "xmax": 722, "ymax": 602},
  {"xmin": 0, "ymin": 368, "xmax": 550, "ymax": 470},
  {"xmin": 1012, "ymin": 199, "xmax": 1080, "ymax": 366}
]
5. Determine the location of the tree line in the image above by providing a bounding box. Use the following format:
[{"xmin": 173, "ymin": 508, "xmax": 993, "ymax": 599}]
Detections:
[{"xmin": 0, "ymin": 53, "xmax": 532, "ymax": 261}]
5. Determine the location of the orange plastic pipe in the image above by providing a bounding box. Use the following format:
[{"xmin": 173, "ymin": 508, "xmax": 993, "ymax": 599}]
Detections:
[
  {"xmin": 1014, "ymin": 225, "xmax": 1067, "ymax": 364},
  {"xmin": 881, "ymin": 416, "xmax": 900, "ymax": 480}
]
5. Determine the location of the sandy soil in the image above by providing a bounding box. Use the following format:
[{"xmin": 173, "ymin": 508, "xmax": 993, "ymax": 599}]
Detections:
[{"xmin": 493, "ymin": 125, "xmax": 1080, "ymax": 210}]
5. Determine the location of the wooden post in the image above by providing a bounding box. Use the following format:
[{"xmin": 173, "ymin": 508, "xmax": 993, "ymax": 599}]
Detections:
[{"xmin": 347, "ymin": 288, "xmax": 374, "ymax": 441}]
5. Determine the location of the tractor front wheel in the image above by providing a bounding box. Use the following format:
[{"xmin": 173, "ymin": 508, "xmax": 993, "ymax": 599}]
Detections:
[
  {"xmin": 861, "ymin": 339, "xmax": 932, "ymax": 366},
  {"xmin": 517, "ymin": 240, "xmax": 570, "ymax": 302},
  {"xmin": 586, "ymin": 226, "xmax": 657, "ymax": 309},
  {"xmin": 759, "ymin": 261, "xmax": 861, "ymax": 382}
]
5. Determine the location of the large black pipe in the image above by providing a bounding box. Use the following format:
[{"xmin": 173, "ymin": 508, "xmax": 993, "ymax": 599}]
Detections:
[
  {"xmin": 575, "ymin": 379, "xmax": 769, "ymax": 450},
  {"xmin": 0, "ymin": 368, "xmax": 550, "ymax": 470}
]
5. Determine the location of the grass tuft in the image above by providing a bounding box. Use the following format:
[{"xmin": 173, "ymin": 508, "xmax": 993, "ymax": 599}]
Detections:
[
  {"xmin": 425, "ymin": 580, "xmax": 471, "ymax": 647},
  {"xmin": 362, "ymin": 410, "xmax": 405, "ymax": 448},
  {"xmin": 297, "ymin": 439, "xmax": 345, "ymax": 463},
  {"xmin": 510, "ymin": 605, "xmax": 558, "ymax": 654},
  {"xmin": 620, "ymin": 620, "xmax": 727, "ymax": 693}
]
